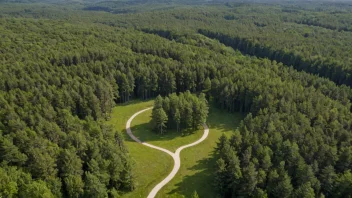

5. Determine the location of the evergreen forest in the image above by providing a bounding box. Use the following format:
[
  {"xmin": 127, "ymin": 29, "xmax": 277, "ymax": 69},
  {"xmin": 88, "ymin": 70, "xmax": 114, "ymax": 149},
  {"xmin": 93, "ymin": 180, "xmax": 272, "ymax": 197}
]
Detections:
[{"xmin": 0, "ymin": 0, "xmax": 352, "ymax": 197}]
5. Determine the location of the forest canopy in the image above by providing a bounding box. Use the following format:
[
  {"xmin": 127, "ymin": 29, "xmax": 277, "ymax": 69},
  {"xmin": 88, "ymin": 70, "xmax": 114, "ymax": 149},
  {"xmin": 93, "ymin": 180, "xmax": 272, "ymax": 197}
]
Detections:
[{"xmin": 0, "ymin": 0, "xmax": 352, "ymax": 197}]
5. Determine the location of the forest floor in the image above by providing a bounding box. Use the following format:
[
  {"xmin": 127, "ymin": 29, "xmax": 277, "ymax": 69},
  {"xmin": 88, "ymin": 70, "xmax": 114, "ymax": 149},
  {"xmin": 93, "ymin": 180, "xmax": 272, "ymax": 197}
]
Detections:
[{"xmin": 107, "ymin": 100, "xmax": 243, "ymax": 198}]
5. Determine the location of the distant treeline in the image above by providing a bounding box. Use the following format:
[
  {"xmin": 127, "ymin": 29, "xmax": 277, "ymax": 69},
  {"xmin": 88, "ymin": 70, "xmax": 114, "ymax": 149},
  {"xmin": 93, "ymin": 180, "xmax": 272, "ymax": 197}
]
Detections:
[{"xmin": 199, "ymin": 29, "xmax": 352, "ymax": 87}]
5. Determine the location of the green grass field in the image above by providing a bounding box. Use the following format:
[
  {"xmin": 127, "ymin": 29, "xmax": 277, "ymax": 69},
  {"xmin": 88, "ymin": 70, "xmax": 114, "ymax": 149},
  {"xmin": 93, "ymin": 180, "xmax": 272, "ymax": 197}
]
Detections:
[
  {"xmin": 131, "ymin": 109, "xmax": 203, "ymax": 152},
  {"xmin": 107, "ymin": 100, "xmax": 173, "ymax": 198},
  {"xmin": 156, "ymin": 107, "xmax": 243, "ymax": 198},
  {"xmin": 107, "ymin": 100, "xmax": 243, "ymax": 198}
]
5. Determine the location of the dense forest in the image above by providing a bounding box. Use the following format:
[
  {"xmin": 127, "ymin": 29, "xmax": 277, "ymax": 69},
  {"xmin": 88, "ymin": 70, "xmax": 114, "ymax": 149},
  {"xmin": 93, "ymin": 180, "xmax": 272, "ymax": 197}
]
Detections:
[
  {"xmin": 151, "ymin": 92, "xmax": 208, "ymax": 134},
  {"xmin": 0, "ymin": 0, "xmax": 352, "ymax": 197}
]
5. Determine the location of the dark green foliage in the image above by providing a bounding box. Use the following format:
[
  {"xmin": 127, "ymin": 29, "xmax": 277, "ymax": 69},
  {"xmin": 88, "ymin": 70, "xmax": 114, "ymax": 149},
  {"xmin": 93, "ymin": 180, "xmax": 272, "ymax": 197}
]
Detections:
[
  {"xmin": 333, "ymin": 171, "xmax": 352, "ymax": 197},
  {"xmin": 151, "ymin": 92, "xmax": 209, "ymax": 134},
  {"xmin": 1, "ymin": 1, "xmax": 352, "ymax": 197},
  {"xmin": 199, "ymin": 29, "xmax": 352, "ymax": 88},
  {"xmin": 191, "ymin": 190, "xmax": 199, "ymax": 198},
  {"xmin": 151, "ymin": 96, "xmax": 168, "ymax": 134},
  {"xmin": 83, "ymin": 172, "xmax": 108, "ymax": 198}
]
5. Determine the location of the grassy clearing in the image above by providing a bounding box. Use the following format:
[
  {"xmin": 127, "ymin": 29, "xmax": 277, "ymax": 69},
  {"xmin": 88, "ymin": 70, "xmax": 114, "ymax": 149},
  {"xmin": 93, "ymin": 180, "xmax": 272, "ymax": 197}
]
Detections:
[
  {"xmin": 107, "ymin": 100, "xmax": 173, "ymax": 198},
  {"xmin": 131, "ymin": 109, "xmax": 203, "ymax": 152},
  {"xmin": 107, "ymin": 100, "xmax": 243, "ymax": 198},
  {"xmin": 156, "ymin": 107, "xmax": 243, "ymax": 198}
]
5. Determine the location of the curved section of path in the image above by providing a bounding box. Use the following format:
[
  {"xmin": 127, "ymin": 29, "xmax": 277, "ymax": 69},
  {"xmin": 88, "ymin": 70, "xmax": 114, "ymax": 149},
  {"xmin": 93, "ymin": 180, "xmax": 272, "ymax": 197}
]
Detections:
[{"xmin": 126, "ymin": 107, "xmax": 209, "ymax": 198}]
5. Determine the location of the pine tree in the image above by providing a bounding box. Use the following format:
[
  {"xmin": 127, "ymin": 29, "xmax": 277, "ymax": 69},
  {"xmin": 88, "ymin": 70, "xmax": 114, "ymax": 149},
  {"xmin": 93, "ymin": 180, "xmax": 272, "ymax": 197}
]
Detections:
[
  {"xmin": 253, "ymin": 188, "xmax": 268, "ymax": 198},
  {"xmin": 229, "ymin": 131, "xmax": 242, "ymax": 151},
  {"xmin": 198, "ymin": 93, "xmax": 209, "ymax": 124},
  {"xmin": 320, "ymin": 165, "xmax": 336, "ymax": 196},
  {"xmin": 239, "ymin": 162, "xmax": 257, "ymax": 197},
  {"xmin": 192, "ymin": 190, "xmax": 199, "ymax": 198},
  {"xmin": 216, "ymin": 134, "xmax": 228, "ymax": 152},
  {"xmin": 267, "ymin": 162, "xmax": 293, "ymax": 198},
  {"xmin": 20, "ymin": 180, "xmax": 55, "ymax": 198},
  {"xmin": 152, "ymin": 108, "xmax": 168, "ymax": 134},
  {"xmin": 333, "ymin": 170, "xmax": 352, "ymax": 197},
  {"xmin": 183, "ymin": 101, "xmax": 193, "ymax": 128},
  {"xmin": 64, "ymin": 175, "xmax": 84, "ymax": 198},
  {"xmin": 203, "ymin": 77, "xmax": 211, "ymax": 93},
  {"xmin": 296, "ymin": 159, "xmax": 321, "ymax": 193},
  {"xmin": 152, "ymin": 95, "xmax": 168, "ymax": 134},
  {"xmin": 83, "ymin": 172, "xmax": 108, "ymax": 198},
  {"xmin": 293, "ymin": 182, "xmax": 315, "ymax": 198},
  {"xmin": 214, "ymin": 158, "xmax": 229, "ymax": 196},
  {"xmin": 153, "ymin": 95, "xmax": 163, "ymax": 109},
  {"xmin": 174, "ymin": 108, "xmax": 181, "ymax": 133}
]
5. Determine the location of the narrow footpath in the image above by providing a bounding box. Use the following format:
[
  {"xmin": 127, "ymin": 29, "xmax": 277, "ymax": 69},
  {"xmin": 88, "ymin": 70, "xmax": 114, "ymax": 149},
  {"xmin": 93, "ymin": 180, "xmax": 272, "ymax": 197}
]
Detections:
[{"xmin": 126, "ymin": 107, "xmax": 209, "ymax": 198}]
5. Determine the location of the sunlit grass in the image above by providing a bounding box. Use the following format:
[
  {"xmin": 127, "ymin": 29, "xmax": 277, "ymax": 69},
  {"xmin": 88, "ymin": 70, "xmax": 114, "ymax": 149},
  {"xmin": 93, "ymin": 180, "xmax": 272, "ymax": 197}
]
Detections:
[
  {"xmin": 107, "ymin": 100, "xmax": 173, "ymax": 198},
  {"xmin": 107, "ymin": 100, "xmax": 243, "ymax": 198},
  {"xmin": 131, "ymin": 109, "xmax": 203, "ymax": 152},
  {"xmin": 156, "ymin": 107, "xmax": 243, "ymax": 198}
]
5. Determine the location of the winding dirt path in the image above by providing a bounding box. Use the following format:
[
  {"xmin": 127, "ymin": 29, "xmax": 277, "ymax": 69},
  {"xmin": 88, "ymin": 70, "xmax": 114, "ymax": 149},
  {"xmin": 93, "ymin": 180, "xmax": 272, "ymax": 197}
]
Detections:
[{"xmin": 126, "ymin": 107, "xmax": 209, "ymax": 198}]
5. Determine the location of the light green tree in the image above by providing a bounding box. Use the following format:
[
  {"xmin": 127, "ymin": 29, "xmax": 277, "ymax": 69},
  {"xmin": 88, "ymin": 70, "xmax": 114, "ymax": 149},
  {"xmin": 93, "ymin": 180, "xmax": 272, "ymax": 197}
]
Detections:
[{"xmin": 192, "ymin": 190, "xmax": 199, "ymax": 198}]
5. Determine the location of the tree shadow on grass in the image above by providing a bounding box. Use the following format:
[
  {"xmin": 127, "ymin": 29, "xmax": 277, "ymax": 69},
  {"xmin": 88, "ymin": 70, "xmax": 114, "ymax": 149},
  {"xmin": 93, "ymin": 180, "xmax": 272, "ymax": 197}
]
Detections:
[
  {"xmin": 165, "ymin": 106, "xmax": 243, "ymax": 197},
  {"xmin": 167, "ymin": 151, "xmax": 220, "ymax": 198},
  {"xmin": 206, "ymin": 106, "xmax": 244, "ymax": 133},
  {"xmin": 125, "ymin": 121, "xmax": 197, "ymax": 144},
  {"xmin": 118, "ymin": 99, "xmax": 154, "ymax": 106}
]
